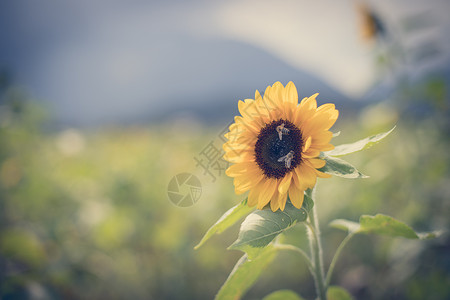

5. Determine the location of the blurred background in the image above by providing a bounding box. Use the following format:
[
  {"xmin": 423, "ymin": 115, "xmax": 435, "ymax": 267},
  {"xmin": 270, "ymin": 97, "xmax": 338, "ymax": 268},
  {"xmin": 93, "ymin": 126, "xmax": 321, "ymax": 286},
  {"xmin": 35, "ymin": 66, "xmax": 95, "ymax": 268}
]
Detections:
[{"xmin": 1, "ymin": 0, "xmax": 449, "ymax": 299}]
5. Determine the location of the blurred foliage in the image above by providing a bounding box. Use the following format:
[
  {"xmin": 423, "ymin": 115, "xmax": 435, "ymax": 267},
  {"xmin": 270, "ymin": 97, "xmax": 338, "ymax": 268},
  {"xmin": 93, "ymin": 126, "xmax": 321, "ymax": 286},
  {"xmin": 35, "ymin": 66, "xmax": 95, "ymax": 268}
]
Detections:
[{"xmin": 0, "ymin": 74, "xmax": 449, "ymax": 300}]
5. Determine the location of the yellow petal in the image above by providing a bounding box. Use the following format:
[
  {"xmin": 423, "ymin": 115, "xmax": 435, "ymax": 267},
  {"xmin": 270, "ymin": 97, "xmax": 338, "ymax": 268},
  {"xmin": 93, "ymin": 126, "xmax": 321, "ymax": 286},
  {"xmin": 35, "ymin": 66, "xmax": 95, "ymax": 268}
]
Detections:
[
  {"xmin": 223, "ymin": 143, "xmax": 253, "ymax": 159},
  {"xmin": 300, "ymin": 93, "xmax": 318, "ymax": 110},
  {"xmin": 303, "ymin": 136, "xmax": 312, "ymax": 152},
  {"xmin": 296, "ymin": 164, "xmax": 317, "ymax": 189},
  {"xmin": 308, "ymin": 158, "xmax": 326, "ymax": 169},
  {"xmin": 317, "ymin": 103, "xmax": 336, "ymax": 113},
  {"xmin": 237, "ymin": 100, "xmax": 248, "ymax": 117},
  {"xmin": 224, "ymin": 126, "xmax": 256, "ymax": 146},
  {"xmin": 309, "ymin": 143, "xmax": 334, "ymax": 152},
  {"xmin": 315, "ymin": 169, "xmax": 332, "ymax": 178},
  {"xmin": 302, "ymin": 146, "xmax": 321, "ymax": 158},
  {"xmin": 293, "ymin": 167, "xmax": 310, "ymax": 190},
  {"xmin": 302, "ymin": 107, "xmax": 339, "ymax": 134},
  {"xmin": 234, "ymin": 172, "xmax": 264, "ymax": 194},
  {"xmin": 288, "ymin": 185, "xmax": 305, "ymax": 209},
  {"xmin": 261, "ymin": 85, "xmax": 275, "ymax": 119},
  {"xmin": 278, "ymin": 192, "xmax": 288, "ymax": 211},
  {"xmin": 260, "ymin": 84, "xmax": 284, "ymax": 121},
  {"xmin": 224, "ymin": 131, "xmax": 256, "ymax": 146},
  {"xmin": 248, "ymin": 180, "xmax": 264, "ymax": 207},
  {"xmin": 223, "ymin": 150, "xmax": 254, "ymax": 164},
  {"xmin": 270, "ymin": 190, "xmax": 281, "ymax": 212},
  {"xmin": 283, "ymin": 101, "xmax": 296, "ymax": 121},
  {"xmin": 292, "ymin": 168, "xmax": 303, "ymax": 189},
  {"xmin": 257, "ymin": 179, "xmax": 278, "ymax": 209},
  {"xmin": 234, "ymin": 116, "xmax": 259, "ymax": 135},
  {"xmin": 225, "ymin": 162, "xmax": 258, "ymax": 177},
  {"xmin": 278, "ymin": 172, "xmax": 293, "ymax": 194},
  {"xmin": 311, "ymin": 130, "xmax": 333, "ymax": 144},
  {"xmin": 272, "ymin": 81, "xmax": 285, "ymax": 105},
  {"xmin": 238, "ymin": 99, "xmax": 266, "ymax": 128},
  {"xmin": 224, "ymin": 127, "xmax": 257, "ymax": 149},
  {"xmin": 294, "ymin": 94, "xmax": 318, "ymax": 127},
  {"xmin": 313, "ymin": 112, "xmax": 338, "ymax": 131},
  {"xmin": 284, "ymin": 81, "xmax": 299, "ymax": 105},
  {"xmin": 255, "ymin": 90, "xmax": 262, "ymax": 102},
  {"xmin": 235, "ymin": 187, "xmax": 248, "ymax": 195}
]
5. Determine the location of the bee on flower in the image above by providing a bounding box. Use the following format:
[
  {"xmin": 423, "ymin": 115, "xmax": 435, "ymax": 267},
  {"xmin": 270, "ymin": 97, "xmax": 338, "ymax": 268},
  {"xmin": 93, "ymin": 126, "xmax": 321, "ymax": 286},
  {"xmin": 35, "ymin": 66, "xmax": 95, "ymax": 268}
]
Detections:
[
  {"xmin": 276, "ymin": 123, "xmax": 290, "ymax": 141},
  {"xmin": 277, "ymin": 150, "xmax": 295, "ymax": 169}
]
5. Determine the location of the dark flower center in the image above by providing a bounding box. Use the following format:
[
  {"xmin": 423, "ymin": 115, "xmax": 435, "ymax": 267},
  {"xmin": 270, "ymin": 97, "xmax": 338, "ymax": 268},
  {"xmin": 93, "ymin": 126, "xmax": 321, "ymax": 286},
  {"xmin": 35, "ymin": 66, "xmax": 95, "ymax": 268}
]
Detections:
[{"xmin": 254, "ymin": 119, "xmax": 303, "ymax": 179}]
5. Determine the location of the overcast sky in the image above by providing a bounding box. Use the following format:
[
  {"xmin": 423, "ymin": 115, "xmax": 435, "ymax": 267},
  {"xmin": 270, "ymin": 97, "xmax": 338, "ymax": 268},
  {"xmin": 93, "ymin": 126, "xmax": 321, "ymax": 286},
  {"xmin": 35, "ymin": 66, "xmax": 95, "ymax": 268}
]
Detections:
[{"xmin": 1, "ymin": 0, "xmax": 449, "ymax": 125}]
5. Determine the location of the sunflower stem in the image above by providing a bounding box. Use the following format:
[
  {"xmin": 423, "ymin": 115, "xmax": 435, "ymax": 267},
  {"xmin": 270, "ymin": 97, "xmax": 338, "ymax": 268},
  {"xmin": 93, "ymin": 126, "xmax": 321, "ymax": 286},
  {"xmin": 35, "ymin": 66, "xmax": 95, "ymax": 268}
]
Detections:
[{"xmin": 306, "ymin": 188, "xmax": 327, "ymax": 300}]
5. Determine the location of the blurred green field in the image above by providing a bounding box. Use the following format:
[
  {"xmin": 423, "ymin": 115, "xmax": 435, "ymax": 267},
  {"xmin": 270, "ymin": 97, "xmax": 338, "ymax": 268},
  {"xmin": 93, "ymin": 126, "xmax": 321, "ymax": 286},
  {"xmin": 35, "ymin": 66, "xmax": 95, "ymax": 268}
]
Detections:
[{"xmin": 0, "ymin": 86, "xmax": 449, "ymax": 299}]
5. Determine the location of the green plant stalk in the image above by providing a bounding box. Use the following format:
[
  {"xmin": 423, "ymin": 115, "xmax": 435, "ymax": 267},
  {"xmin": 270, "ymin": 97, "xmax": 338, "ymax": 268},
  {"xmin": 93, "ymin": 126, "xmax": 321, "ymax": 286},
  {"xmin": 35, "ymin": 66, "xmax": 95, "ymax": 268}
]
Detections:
[
  {"xmin": 306, "ymin": 189, "xmax": 327, "ymax": 300},
  {"xmin": 325, "ymin": 233, "xmax": 354, "ymax": 287}
]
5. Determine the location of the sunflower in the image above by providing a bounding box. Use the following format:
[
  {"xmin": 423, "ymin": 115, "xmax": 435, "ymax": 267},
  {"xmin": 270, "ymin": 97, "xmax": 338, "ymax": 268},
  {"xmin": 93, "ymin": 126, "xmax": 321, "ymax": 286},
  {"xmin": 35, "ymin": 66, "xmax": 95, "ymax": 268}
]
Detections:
[{"xmin": 223, "ymin": 81, "xmax": 338, "ymax": 211}]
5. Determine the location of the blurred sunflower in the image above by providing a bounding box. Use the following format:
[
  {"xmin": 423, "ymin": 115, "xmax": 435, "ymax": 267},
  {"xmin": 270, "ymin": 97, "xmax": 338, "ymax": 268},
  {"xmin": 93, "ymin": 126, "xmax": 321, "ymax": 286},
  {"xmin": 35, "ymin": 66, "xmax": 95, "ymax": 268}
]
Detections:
[
  {"xmin": 223, "ymin": 82, "xmax": 338, "ymax": 211},
  {"xmin": 357, "ymin": 2, "xmax": 385, "ymax": 41}
]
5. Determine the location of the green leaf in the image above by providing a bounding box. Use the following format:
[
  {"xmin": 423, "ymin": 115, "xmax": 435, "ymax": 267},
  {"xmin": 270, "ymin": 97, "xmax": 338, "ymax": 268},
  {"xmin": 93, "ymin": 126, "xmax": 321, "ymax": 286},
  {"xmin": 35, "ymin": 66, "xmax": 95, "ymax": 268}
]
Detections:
[
  {"xmin": 215, "ymin": 246, "xmax": 277, "ymax": 300},
  {"xmin": 358, "ymin": 214, "xmax": 419, "ymax": 238},
  {"xmin": 326, "ymin": 126, "xmax": 395, "ymax": 157},
  {"xmin": 318, "ymin": 154, "xmax": 368, "ymax": 179},
  {"xmin": 229, "ymin": 201, "xmax": 308, "ymax": 259},
  {"xmin": 331, "ymin": 214, "xmax": 439, "ymax": 240},
  {"xmin": 195, "ymin": 198, "xmax": 254, "ymax": 249},
  {"xmin": 263, "ymin": 289, "xmax": 305, "ymax": 300},
  {"xmin": 327, "ymin": 286, "xmax": 354, "ymax": 300}
]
